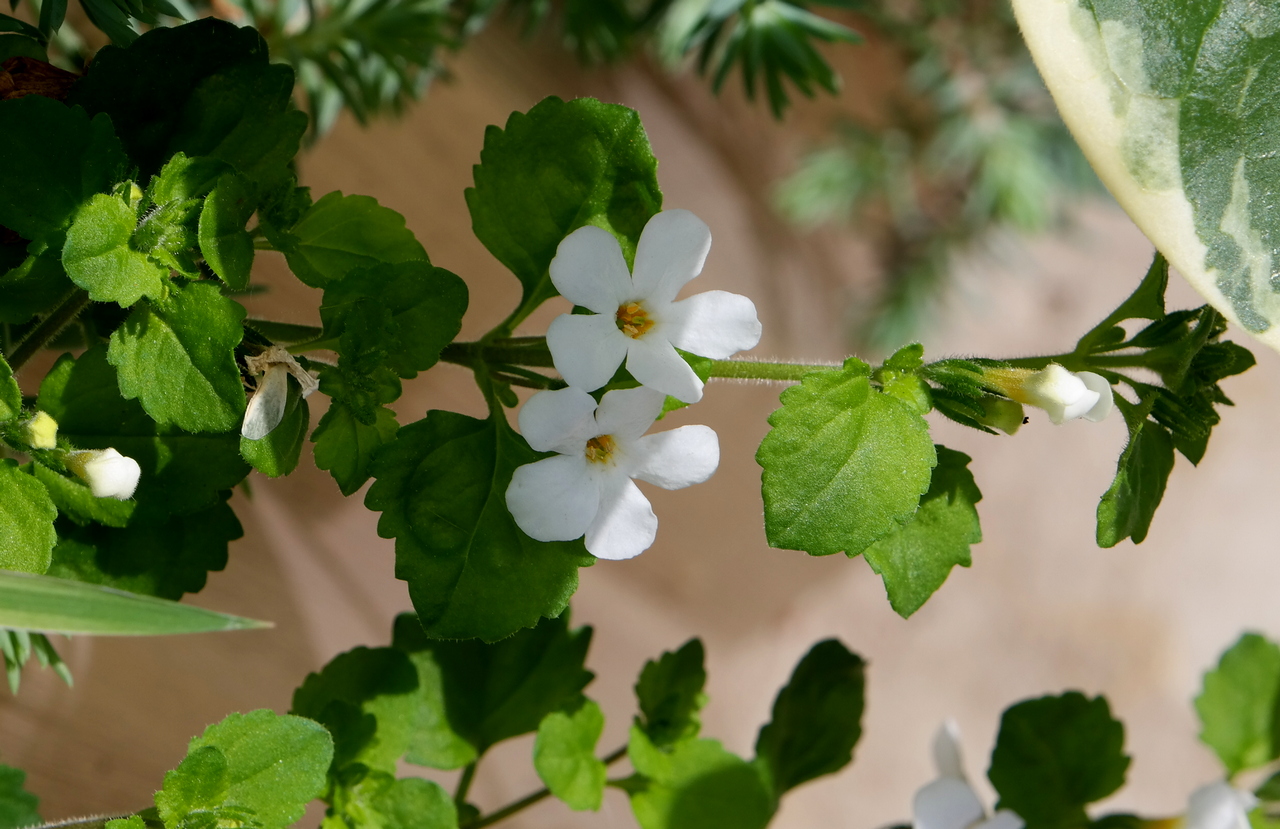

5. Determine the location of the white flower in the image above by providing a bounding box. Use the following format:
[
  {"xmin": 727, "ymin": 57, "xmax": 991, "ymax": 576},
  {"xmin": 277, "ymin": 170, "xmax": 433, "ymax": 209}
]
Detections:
[
  {"xmin": 505, "ymin": 386, "xmax": 720, "ymax": 560},
  {"xmin": 65, "ymin": 448, "xmax": 141, "ymax": 500},
  {"xmin": 914, "ymin": 721, "xmax": 1024, "ymax": 829},
  {"xmin": 984, "ymin": 364, "xmax": 1113, "ymax": 425},
  {"xmin": 242, "ymin": 346, "xmax": 319, "ymax": 440},
  {"xmin": 1184, "ymin": 782, "xmax": 1256, "ymax": 829},
  {"xmin": 546, "ymin": 210, "xmax": 762, "ymax": 404}
]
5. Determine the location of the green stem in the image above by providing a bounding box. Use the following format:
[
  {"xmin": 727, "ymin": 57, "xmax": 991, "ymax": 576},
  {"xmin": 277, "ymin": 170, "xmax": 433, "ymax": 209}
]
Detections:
[
  {"xmin": 455, "ymin": 762, "xmax": 477, "ymax": 807},
  {"xmin": 459, "ymin": 744, "xmax": 630, "ymax": 829},
  {"xmin": 707, "ymin": 359, "xmax": 838, "ymax": 381},
  {"xmin": 5, "ymin": 288, "xmax": 90, "ymax": 372}
]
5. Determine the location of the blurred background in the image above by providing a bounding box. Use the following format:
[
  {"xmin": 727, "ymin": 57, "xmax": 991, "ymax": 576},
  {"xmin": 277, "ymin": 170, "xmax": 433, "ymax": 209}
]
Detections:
[{"xmin": 4, "ymin": 3, "xmax": 1280, "ymax": 826}]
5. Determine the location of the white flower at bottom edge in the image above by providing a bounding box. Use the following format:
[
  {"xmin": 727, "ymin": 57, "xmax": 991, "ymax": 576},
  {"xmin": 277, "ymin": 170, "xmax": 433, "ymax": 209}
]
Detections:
[
  {"xmin": 984, "ymin": 364, "xmax": 1113, "ymax": 425},
  {"xmin": 914, "ymin": 720, "xmax": 1024, "ymax": 829},
  {"xmin": 65, "ymin": 448, "xmax": 141, "ymax": 500},
  {"xmin": 1183, "ymin": 782, "xmax": 1257, "ymax": 829},
  {"xmin": 504, "ymin": 386, "xmax": 720, "ymax": 561}
]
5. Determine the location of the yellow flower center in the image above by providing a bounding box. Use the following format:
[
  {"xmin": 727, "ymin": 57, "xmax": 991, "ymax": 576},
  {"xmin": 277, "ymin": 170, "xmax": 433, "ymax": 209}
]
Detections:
[
  {"xmin": 616, "ymin": 302, "xmax": 655, "ymax": 339},
  {"xmin": 584, "ymin": 434, "xmax": 616, "ymax": 464}
]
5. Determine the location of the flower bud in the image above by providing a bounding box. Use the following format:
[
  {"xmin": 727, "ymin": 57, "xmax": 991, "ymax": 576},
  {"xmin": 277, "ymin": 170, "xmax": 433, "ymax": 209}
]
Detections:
[
  {"xmin": 65, "ymin": 448, "xmax": 141, "ymax": 500},
  {"xmin": 974, "ymin": 397, "xmax": 1026, "ymax": 435},
  {"xmin": 21, "ymin": 412, "xmax": 58, "ymax": 450},
  {"xmin": 982, "ymin": 365, "xmax": 1113, "ymax": 425}
]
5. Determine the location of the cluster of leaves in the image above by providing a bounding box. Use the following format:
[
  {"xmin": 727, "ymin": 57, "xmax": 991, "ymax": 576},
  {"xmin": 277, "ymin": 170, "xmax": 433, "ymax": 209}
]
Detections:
[
  {"xmin": 289, "ymin": 612, "xmax": 864, "ymax": 829},
  {"xmin": 773, "ymin": 0, "xmax": 1097, "ymax": 348}
]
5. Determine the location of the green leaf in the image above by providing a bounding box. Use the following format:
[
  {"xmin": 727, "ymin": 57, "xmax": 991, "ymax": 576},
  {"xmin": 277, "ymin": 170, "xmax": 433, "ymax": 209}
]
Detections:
[
  {"xmin": 63, "ymin": 193, "xmax": 170, "ymax": 306},
  {"xmin": 108, "ymin": 281, "xmax": 247, "ymax": 433},
  {"xmin": 48, "ymin": 498, "xmax": 241, "ymax": 600},
  {"xmin": 534, "ymin": 697, "xmax": 607, "ymax": 811},
  {"xmin": 240, "ymin": 379, "xmax": 309, "ymax": 478},
  {"xmin": 1077, "ymin": 254, "xmax": 1169, "ymax": 354},
  {"xmin": 312, "ymin": 403, "xmax": 398, "ymax": 496},
  {"xmin": 0, "ymin": 460, "xmax": 57, "ymax": 574},
  {"xmin": 1096, "ymin": 398, "xmax": 1175, "ymax": 547},
  {"xmin": 635, "ymin": 638, "xmax": 707, "ymax": 749},
  {"xmin": 366, "ymin": 412, "xmax": 594, "ymax": 642},
  {"xmin": 988, "ymin": 692, "xmax": 1130, "ymax": 829},
  {"xmin": 1012, "ymin": 0, "xmax": 1280, "ymax": 354},
  {"xmin": 158, "ymin": 710, "xmax": 333, "ymax": 829},
  {"xmin": 38, "ymin": 347, "xmax": 251, "ymax": 517},
  {"xmin": 0, "ymin": 95, "xmax": 127, "ymax": 243},
  {"xmin": 0, "ymin": 249, "xmax": 75, "ymax": 325},
  {"xmin": 67, "ymin": 19, "xmax": 306, "ymax": 184},
  {"xmin": 291, "ymin": 646, "xmax": 421, "ymax": 775},
  {"xmin": 1195, "ymin": 632, "xmax": 1280, "ymax": 777},
  {"xmin": 863, "ymin": 446, "xmax": 983, "ymax": 618},
  {"xmin": 0, "ymin": 570, "xmax": 267, "ymax": 634},
  {"xmin": 31, "ymin": 463, "xmax": 136, "ymax": 528},
  {"xmin": 369, "ymin": 777, "xmax": 456, "ymax": 829},
  {"xmin": 148, "ymin": 153, "xmax": 230, "ymax": 205},
  {"xmin": 320, "ymin": 262, "xmax": 468, "ymax": 378},
  {"xmin": 627, "ymin": 728, "xmax": 774, "ymax": 829},
  {"xmin": 278, "ymin": 191, "xmax": 428, "ymax": 288},
  {"xmin": 754, "ymin": 639, "xmax": 865, "ymax": 796},
  {"xmin": 0, "ymin": 763, "xmax": 40, "ymax": 829},
  {"xmin": 391, "ymin": 611, "xmax": 594, "ymax": 761},
  {"xmin": 757, "ymin": 361, "xmax": 936, "ymax": 557},
  {"xmin": 198, "ymin": 173, "xmax": 256, "ymax": 290},
  {"xmin": 0, "ymin": 353, "xmax": 20, "ymax": 422},
  {"xmin": 465, "ymin": 96, "xmax": 662, "ymax": 316}
]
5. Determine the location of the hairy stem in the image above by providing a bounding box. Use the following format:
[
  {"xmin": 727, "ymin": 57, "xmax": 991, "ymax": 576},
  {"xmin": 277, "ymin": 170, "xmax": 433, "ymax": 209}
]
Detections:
[
  {"xmin": 707, "ymin": 358, "xmax": 839, "ymax": 381},
  {"xmin": 459, "ymin": 744, "xmax": 630, "ymax": 829},
  {"xmin": 5, "ymin": 288, "xmax": 90, "ymax": 372},
  {"xmin": 455, "ymin": 761, "xmax": 477, "ymax": 807}
]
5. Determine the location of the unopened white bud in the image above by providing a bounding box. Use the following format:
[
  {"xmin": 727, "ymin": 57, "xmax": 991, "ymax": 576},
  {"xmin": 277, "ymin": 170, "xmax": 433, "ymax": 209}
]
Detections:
[
  {"xmin": 22, "ymin": 412, "xmax": 58, "ymax": 449},
  {"xmin": 65, "ymin": 448, "xmax": 141, "ymax": 500}
]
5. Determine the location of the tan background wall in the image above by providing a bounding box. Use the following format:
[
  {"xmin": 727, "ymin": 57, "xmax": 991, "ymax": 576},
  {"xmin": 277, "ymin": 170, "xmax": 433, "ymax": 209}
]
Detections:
[{"xmin": 5, "ymin": 19, "xmax": 1278, "ymax": 829}]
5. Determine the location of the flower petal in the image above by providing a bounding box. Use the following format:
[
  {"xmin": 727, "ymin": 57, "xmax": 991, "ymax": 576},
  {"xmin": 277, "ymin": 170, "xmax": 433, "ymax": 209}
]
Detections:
[
  {"xmin": 1077, "ymin": 371, "xmax": 1114, "ymax": 422},
  {"xmin": 662, "ymin": 290, "xmax": 762, "ymax": 359},
  {"xmin": 977, "ymin": 811, "xmax": 1025, "ymax": 829},
  {"xmin": 547, "ymin": 312, "xmax": 630, "ymax": 392},
  {"xmin": 549, "ymin": 225, "xmax": 634, "ymax": 313},
  {"xmin": 913, "ymin": 778, "xmax": 985, "ymax": 829},
  {"xmin": 626, "ymin": 336, "xmax": 705, "ymax": 403},
  {"xmin": 518, "ymin": 387, "xmax": 600, "ymax": 454},
  {"xmin": 506, "ymin": 454, "xmax": 600, "ymax": 542},
  {"xmin": 584, "ymin": 475, "xmax": 657, "ymax": 560},
  {"xmin": 1187, "ymin": 783, "xmax": 1257, "ymax": 829},
  {"xmin": 594, "ymin": 387, "xmax": 666, "ymax": 443},
  {"xmin": 242, "ymin": 364, "xmax": 290, "ymax": 440},
  {"xmin": 633, "ymin": 425, "xmax": 719, "ymax": 490},
  {"xmin": 630, "ymin": 210, "xmax": 713, "ymax": 305},
  {"xmin": 932, "ymin": 719, "xmax": 966, "ymax": 781}
]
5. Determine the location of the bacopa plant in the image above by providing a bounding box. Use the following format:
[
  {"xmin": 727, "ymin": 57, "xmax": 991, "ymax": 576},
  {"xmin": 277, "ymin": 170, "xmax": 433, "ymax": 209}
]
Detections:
[{"xmin": 0, "ymin": 0, "xmax": 1277, "ymax": 825}]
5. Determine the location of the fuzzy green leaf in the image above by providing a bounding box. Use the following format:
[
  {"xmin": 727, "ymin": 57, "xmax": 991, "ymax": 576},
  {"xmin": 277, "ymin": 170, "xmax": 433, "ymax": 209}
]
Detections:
[
  {"xmin": 63, "ymin": 193, "xmax": 169, "ymax": 306},
  {"xmin": 366, "ymin": 412, "xmax": 594, "ymax": 642},
  {"xmin": 0, "ymin": 460, "xmax": 57, "ymax": 574},
  {"xmin": 535, "ymin": 697, "xmax": 607, "ymax": 811},
  {"xmin": 312, "ymin": 403, "xmax": 398, "ymax": 496},
  {"xmin": 198, "ymin": 173, "xmax": 256, "ymax": 290},
  {"xmin": 1097, "ymin": 399, "xmax": 1175, "ymax": 547},
  {"xmin": 0, "ymin": 354, "xmax": 19, "ymax": 422},
  {"xmin": 31, "ymin": 463, "xmax": 136, "ymax": 528},
  {"xmin": 368, "ymin": 778, "xmax": 456, "ymax": 829},
  {"xmin": 754, "ymin": 639, "xmax": 865, "ymax": 796},
  {"xmin": 147, "ymin": 153, "xmax": 230, "ymax": 205},
  {"xmin": 108, "ymin": 281, "xmax": 247, "ymax": 433},
  {"xmin": 863, "ymin": 446, "xmax": 982, "ymax": 618},
  {"xmin": 627, "ymin": 728, "xmax": 774, "ymax": 829},
  {"xmin": 240, "ymin": 379, "xmax": 309, "ymax": 478},
  {"xmin": 635, "ymin": 639, "xmax": 707, "ymax": 749},
  {"xmin": 0, "ymin": 249, "xmax": 74, "ymax": 325},
  {"xmin": 988, "ymin": 692, "xmax": 1130, "ymax": 829},
  {"xmin": 278, "ymin": 192, "xmax": 427, "ymax": 288},
  {"xmin": 1195, "ymin": 633, "xmax": 1280, "ymax": 777},
  {"xmin": 0, "ymin": 764, "xmax": 40, "ymax": 829},
  {"xmin": 465, "ymin": 96, "xmax": 662, "ymax": 313},
  {"xmin": 757, "ymin": 361, "xmax": 936, "ymax": 557}
]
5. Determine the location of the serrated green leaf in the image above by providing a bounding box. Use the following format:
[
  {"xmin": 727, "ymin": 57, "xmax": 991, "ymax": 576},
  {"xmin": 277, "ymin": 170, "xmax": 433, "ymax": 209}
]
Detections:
[
  {"xmin": 627, "ymin": 727, "xmax": 774, "ymax": 829},
  {"xmin": 159, "ymin": 710, "xmax": 333, "ymax": 829},
  {"xmin": 1195, "ymin": 633, "xmax": 1280, "ymax": 777},
  {"xmin": 0, "ymin": 95, "xmax": 127, "ymax": 243},
  {"xmin": 68, "ymin": 19, "xmax": 306, "ymax": 185},
  {"xmin": 754, "ymin": 639, "xmax": 864, "ymax": 796},
  {"xmin": 320, "ymin": 262, "xmax": 468, "ymax": 378},
  {"xmin": 0, "ymin": 570, "xmax": 266, "ymax": 634},
  {"xmin": 988, "ymin": 692, "xmax": 1130, "ymax": 829},
  {"xmin": 635, "ymin": 638, "xmax": 707, "ymax": 749},
  {"xmin": 312, "ymin": 403, "xmax": 398, "ymax": 496},
  {"xmin": 0, "ymin": 763, "xmax": 40, "ymax": 829},
  {"xmin": 863, "ymin": 446, "xmax": 982, "ymax": 618},
  {"xmin": 47, "ymin": 498, "xmax": 240, "ymax": 600},
  {"xmin": 534, "ymin": 697, "xmax": 607, "ymax": 811},
  {"xmin": 63, "ymin": 193, "xmax": 169, "ymax": 306},
  {"xmin": 0, "ymin": 460, "xmax": 56, "ymax": 574},
  {"xmin": 1097, "ymin": 398, "xmax": 1175, "ymax": 547},
  {"xmin": 0, "ymin": 248, "xmax": 74, "ymax": 325},
  {"xmin": 757, "ymin": 363, "xmax": 936, "ymax": 557},
  {"xmin": 38, "ymin": 347, "xmax": 251, "ymax": 517},
  {"xmin": 31, "ymin": 463, "xmax": 136, "ymax": 528},
  {"xmin": 240, "ymin": 379, "xmax": 308, "ymax": 478},
  {"xmin": 391, "ymin": 611, "xmax": 594, "ymax": 760},
  {"xmin": 291, "ymin": 646, "xmax": 420, "ymax": 775},
  {"xmin": 278, "ymin": 191, "xmax": 427, "ymax": 288},
  {"xmin": 108, "ymin": 281, "xmax": 247, "ymax": 433},
  {"xmin": 0, "ymin": 353, "xmax": 20, "ymax": 422},
  {"xmin": 148, "ymin": 153, "xmax": 230, "ymax": 205},
  {"xmin": 465, "ymin": 96, "xmax": 662, "ymax": 315},
  {"xmin": 198, "ymin": 173, "xmax": 255, "ymax": 290},
  {"xmin": 366, "ymin": 412, "xmax": 594, "ymax": 642},
  {"xmin": 369, "ymin": 777, "xmax": 456, "ymax": 829},
  {"xmin": 106, "ymin": 816, "xmax": 145, "ymax": 829}
]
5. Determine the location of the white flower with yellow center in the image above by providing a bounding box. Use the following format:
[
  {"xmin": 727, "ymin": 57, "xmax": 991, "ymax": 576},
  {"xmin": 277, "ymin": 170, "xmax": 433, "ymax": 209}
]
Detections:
[
  {"xmin": 546, "ymin": 209, "xmax": 762, "ymax": 404},
  {"xmin": 983, "ymin": 364, "xmax": 1113, "ymax": 425},
  {"xmin": 914, "ymin": 721, "xmax": 1024, "ymax": 829},
  {"xmin": 505, "ymin": 386, "xmax": 720, "ymax": 560},
  {"xmin": 65, "ymin": 447, "xmax": 141, "ymax": 500}
]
